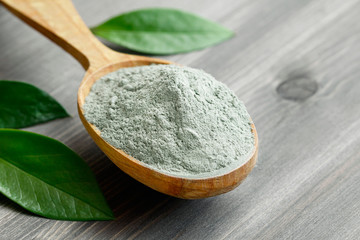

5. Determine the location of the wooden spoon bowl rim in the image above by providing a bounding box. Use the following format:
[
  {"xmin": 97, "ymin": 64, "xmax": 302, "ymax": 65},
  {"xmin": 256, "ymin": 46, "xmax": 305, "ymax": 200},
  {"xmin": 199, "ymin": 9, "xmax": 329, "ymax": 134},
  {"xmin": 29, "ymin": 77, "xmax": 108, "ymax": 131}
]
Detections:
[{"xmin": 77, "ymin": 59, "xmax": 258, "ymax": 198}]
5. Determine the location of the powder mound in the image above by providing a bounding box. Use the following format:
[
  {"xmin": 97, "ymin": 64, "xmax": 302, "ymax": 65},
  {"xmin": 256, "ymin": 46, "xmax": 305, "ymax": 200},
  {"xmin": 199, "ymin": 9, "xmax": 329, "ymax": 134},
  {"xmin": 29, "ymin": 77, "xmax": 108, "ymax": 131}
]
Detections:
[{"xmin": 83, "ymin": 65, "xmax": 254, "ymax": 177}]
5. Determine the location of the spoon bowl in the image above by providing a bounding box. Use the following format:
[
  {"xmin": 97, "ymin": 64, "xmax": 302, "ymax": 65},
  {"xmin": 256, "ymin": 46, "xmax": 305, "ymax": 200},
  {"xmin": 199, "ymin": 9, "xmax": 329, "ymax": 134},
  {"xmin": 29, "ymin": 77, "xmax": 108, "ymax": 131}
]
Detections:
[
  {"xmin": 2, "ymin": 0, "xmax": 258, "ymax": 199},
  {"xmin": 78, "ymin": 59, "xmax": 258, "ymax": 199}
]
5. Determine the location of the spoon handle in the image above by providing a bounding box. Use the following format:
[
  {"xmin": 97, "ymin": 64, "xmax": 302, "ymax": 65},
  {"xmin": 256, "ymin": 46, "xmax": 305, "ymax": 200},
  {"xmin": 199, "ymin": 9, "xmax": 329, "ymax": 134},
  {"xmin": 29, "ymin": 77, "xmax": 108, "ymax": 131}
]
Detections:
[{"xmin": 0, "ymin": 0, "xmax": 126, "ymax": 73}]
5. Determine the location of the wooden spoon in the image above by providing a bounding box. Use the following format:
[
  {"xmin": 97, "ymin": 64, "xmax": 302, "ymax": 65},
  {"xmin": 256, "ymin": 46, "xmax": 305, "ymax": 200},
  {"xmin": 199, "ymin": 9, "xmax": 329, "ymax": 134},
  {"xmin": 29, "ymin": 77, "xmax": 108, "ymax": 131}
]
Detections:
[{"xmin": 1, "ymin": 0, "xmax": 258, "ymax": 199}]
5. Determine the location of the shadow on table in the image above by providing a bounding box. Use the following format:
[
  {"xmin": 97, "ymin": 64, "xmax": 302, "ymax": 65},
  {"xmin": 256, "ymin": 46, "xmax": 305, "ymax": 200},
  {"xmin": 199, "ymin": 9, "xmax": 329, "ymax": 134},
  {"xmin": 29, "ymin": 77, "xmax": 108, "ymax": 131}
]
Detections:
[
  {"xmin": 0, "ymin": 194, "xmax": 37, "ymax": 218},
  {"xmin": 88, "ymin": 150, "xmax": 222, "ymax": 239}
]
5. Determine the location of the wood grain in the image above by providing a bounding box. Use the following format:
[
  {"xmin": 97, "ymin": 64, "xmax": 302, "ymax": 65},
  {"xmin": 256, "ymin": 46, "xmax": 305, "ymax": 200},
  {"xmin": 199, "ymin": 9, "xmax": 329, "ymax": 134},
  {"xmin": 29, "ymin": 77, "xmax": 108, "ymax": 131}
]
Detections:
[{"xmin": 1, "ymin": 0, "xmax": 360, "ymax": 239}]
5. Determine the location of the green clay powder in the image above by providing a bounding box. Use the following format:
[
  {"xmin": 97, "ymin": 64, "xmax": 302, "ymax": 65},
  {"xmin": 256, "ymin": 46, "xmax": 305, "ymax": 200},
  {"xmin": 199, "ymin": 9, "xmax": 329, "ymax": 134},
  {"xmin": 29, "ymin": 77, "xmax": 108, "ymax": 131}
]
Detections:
[{"xmin": 83, "ymin": 65, "xmax": 254, "ymax": 178}]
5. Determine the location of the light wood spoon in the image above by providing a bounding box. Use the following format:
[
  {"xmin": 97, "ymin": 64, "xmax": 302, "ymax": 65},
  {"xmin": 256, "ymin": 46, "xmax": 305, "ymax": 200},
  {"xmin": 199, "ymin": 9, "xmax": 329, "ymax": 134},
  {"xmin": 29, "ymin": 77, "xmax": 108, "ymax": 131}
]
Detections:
[{"xmin": 1, "ymin": 0, "xmax": 258, "ymax": 199}]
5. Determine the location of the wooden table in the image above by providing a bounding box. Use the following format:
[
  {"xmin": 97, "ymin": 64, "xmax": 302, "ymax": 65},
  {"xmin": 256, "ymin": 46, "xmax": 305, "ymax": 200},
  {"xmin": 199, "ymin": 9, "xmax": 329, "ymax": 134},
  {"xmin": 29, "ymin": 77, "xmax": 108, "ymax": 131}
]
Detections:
[{"xmin": 1, "ymin": 0, "xmax": 359, "ymax": 239}]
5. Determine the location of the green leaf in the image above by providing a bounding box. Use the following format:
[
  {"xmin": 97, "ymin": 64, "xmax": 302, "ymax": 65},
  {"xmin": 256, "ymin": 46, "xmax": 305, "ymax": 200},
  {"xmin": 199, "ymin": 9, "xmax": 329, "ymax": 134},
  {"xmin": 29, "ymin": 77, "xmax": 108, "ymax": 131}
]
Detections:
[
  {"xmin": 91, "ymin": 8, "xmax": 234, "ymax": 55},
  {"xmin": 0, "ymin": 80, "xmax": 69, "ymax": 128},
  {"xmin": 0, "ymin": 129, "xmax": 114, "ymax": 220}
]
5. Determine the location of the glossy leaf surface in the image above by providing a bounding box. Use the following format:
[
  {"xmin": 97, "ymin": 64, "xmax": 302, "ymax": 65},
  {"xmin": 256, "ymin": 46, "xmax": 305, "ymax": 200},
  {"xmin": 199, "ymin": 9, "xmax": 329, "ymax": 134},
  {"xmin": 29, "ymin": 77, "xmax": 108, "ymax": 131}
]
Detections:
[
  {"xmin": 91, "ymin": 8, "xmax": 234, "ymax": 54},
  {"xmin": 0, "ymin": 80, "xmax": 69, "ymax": 128},
  {"xmin": 0, "ymin": 129, "xmax": 114, "ymax": 220}
]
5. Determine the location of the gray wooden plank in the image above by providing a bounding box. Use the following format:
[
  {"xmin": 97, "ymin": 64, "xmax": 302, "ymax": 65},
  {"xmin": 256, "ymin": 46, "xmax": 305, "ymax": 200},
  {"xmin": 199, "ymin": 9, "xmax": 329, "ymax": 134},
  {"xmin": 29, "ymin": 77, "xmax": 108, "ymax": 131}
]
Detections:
[{"xmin": 1, "ymin": 0, "xmax": 360, "ymax": 239}]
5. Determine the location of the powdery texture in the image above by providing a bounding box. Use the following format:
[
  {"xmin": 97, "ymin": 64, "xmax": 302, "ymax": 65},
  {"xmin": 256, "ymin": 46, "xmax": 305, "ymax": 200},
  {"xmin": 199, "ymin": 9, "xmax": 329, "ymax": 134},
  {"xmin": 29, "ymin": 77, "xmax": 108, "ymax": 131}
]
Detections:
[{"xmin": 83, "ymin": 65, "xmax": 254, "ymax": 177}]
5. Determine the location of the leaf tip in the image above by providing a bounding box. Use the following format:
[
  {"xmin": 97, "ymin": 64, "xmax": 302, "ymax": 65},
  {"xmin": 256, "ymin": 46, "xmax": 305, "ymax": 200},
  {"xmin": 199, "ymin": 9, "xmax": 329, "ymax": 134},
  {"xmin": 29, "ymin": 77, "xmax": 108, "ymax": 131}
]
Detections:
[
  {"xmin": 63, "ymin": 110, "xmax": 72, "ymax": 118},
  {"xmin": 90, "ymin": 26, "xmax": 99, "ymax": 34},
  {"xmin": 97, "ymin": 211, "xmax": 115, "ymax": 221}
]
